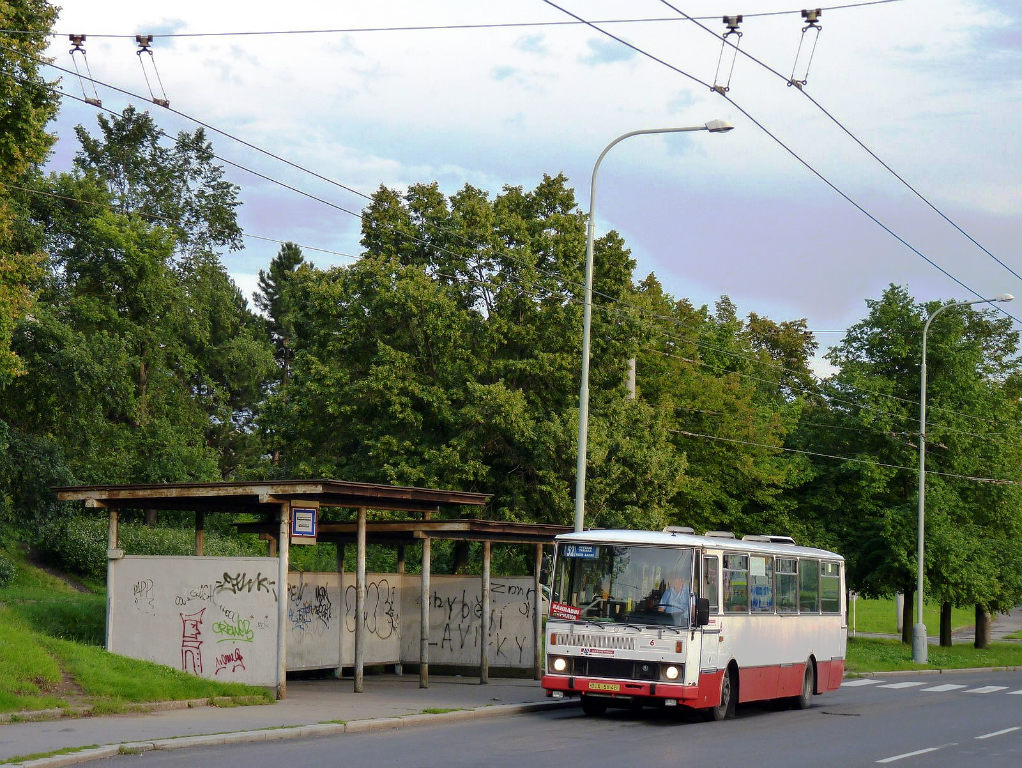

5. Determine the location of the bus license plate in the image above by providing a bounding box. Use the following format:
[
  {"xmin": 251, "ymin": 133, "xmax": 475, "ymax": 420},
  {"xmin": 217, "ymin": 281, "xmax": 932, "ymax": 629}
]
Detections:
[{"xmin": 589, "ymin": 682, "xmax": 620, "ymax": 692}]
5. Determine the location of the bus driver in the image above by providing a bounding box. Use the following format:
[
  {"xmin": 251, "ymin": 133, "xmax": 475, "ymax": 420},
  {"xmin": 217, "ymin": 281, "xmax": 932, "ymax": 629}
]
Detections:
[{"xmin": 658, "ymin": 572, "xmax": 691, "ymax": 625}]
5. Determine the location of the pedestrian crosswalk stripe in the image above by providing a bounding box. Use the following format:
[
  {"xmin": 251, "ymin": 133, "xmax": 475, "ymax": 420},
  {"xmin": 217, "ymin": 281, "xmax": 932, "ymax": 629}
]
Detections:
[
  {"xmin": 842, "ymin": 679, "xmax": 882, "ymax": 687},
  {"xmin": 921, "ymin": 684, "xmax": 966, "ymax": 692},
  {"xmin": 1008, "ymin": 690, "xmax": 1022, "ymax": 696},
  {"xmin": 963, "ymin": 686, "xmax": 1008, "ymax": 694},
  {"xmin": 879, "ymin": 682, "xmax": 925, "ymax": 689}
]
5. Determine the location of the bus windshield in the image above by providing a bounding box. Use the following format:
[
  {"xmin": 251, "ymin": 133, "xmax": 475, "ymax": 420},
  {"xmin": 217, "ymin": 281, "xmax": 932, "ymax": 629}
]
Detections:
[{"xmin": 550, "ymin": 544, "xmax": 695, "ymax": 627}]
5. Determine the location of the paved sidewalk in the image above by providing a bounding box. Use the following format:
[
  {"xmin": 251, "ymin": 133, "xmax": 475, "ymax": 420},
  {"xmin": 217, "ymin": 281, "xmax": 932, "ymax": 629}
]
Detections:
[{"xmin": 0, "ymin": 676, "xmax": 570, "ymax": 767}]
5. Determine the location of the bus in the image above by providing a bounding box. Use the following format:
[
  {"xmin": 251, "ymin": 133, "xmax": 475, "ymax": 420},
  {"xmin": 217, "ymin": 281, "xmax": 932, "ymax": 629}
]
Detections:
[{"xmin": 541, "ymin": 528, "xmax": 846, "ymax": 719}]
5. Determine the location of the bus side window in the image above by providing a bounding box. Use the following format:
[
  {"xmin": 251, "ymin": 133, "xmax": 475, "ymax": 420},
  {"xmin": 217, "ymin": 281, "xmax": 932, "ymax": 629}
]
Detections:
[
  {"xmin": 702, "ymin": 556, "xmax": 719, "ymax": 613},
  {"xmin": 799, "ymin": 559, "xmax": 819, "ymax": 613},
  {"xmin": 723, "ymin": 554, "xmax": 748, "ymax": 613},
  {"xmin": 820, "ymin": 561, "xmax": 841, "ymax": 613},
  {"xmin": 775, "ymin": 558, "xmax": 798, "ymax": 613},
  {"xmin": 750, "ymin": 556, "xmax": 773, "ymax": 613}
]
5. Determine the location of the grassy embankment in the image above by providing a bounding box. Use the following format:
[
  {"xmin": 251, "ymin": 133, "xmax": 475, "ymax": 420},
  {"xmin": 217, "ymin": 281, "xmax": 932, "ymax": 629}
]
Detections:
[
  {"xmin": 845, "ymin": 596, "xmax": 1021, "ymax": 674},
  {"xmin": 0, "ymin": 546, "xmax": 272, "ymax": 715}
]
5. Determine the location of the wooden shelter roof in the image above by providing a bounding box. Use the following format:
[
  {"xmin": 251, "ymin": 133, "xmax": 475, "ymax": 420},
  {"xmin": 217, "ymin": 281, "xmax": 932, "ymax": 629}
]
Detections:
[{"xmin": 55, "ymin": 479, "xmax": 491, "ymax": 516}]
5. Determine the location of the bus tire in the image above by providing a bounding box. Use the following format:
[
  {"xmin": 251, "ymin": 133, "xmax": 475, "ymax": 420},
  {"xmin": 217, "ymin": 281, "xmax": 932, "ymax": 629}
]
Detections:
[
  {"xmin": 581, "ymin": 695, "xmax": 607, "ymax": 716},
  {"xmin": 710, "ymin": 667, "xmax": 736, "ymax": 721},
  {"xmin": 795, "ymin": 660, "xmax": 814, "ymax": 710}
]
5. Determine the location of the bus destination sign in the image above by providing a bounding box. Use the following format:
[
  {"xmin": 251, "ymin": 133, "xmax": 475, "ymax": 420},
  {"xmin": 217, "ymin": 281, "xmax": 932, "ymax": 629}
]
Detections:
[{"xmin": 563, "ymin": 544, "xmax": 598, "ymax": 559}]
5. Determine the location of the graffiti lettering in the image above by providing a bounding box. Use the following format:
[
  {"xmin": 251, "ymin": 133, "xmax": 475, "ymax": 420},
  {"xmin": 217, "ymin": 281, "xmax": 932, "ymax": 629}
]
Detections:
[
  {"xmin": 174, "ymin": 584, "xmax": 212, "ymax": 607},
  {"xmin": 180, "ymin": 608, "xmax": 206, "ymax": 674},
  {"xmin": 289, "ymin": 582, "xmax": 333, "ymax": 635},
  {"xmin": 214, "ymin": 647, "xmax": 246, "ymax": 675},
  {"xmin": 212, "ymin": 616, "xmax": 255, "ymax": 643},
  {"xmin": 132, "ymin": 579, "xmax": 155, "ymax": 614},
  {"xmin": 344, "ymin": 579, "xmax": 397, "ymax": 639},
  {"xmin": 215, "ymin": 572, "xmax": 277, "ymax": 601}
]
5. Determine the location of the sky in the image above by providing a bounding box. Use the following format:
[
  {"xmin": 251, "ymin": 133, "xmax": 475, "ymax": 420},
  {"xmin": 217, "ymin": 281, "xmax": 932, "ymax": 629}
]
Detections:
[{"xmin": 38, "ymin": 1, "xmax": 1022, "ymax": 373}]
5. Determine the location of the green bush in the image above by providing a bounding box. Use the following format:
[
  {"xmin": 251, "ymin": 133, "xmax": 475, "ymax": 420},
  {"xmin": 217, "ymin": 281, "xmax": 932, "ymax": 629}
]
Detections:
[
  {"xmin": 36, "ymin": 516, "xmax": 265, "ymax": 580},
  {"xmin": 0, "ymin": 552, "xmax": 15, "ymax": 587}
]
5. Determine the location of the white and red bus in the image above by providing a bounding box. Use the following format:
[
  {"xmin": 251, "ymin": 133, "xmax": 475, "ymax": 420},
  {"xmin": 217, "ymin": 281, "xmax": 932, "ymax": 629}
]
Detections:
[{"xmin": 541, "ymin": 528, "xmax": 846, "ymax": 719}]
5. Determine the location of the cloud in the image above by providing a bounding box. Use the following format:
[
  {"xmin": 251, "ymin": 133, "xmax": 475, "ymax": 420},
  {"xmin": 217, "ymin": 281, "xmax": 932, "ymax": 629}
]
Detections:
[
  {"xmin": 492, "ymin": 66, "xmax": 517, "ymax": 82},
  {"xmin": 580, "ymin": 38, "xmax": 635, "ymax": 65},
  {"xmin": 515, "ymin": 34, "xmax": 548, "ymax": 55}
]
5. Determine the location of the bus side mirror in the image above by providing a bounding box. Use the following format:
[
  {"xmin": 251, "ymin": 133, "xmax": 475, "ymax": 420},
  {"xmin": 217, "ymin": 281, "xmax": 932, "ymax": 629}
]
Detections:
[{"xmin": 695, "ymin": 597, "xmax": 710, "ymax": 626}]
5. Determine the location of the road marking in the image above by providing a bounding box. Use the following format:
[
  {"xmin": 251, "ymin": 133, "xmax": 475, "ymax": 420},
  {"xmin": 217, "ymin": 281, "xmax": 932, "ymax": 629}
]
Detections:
[
  {"xmin": 842, "ymin": 678, "xmax": 883, "ymax": 687},
  {"xmin": 975, "ymin": 727, "xmax": 1021, "ymax": 740},
  {"xmin": 878, "ymin": 681, "xmax": 925, "ymax": 689},
  {"xmin": 1007, "ymin": 690, "xmax": 1021, "ymax": 695},
  {"xmin": 876, "ymin": 744, "xmax": 954, "ymax": 763},
  {"xmin": 963, "ymin": 686, "xmax": 1008, "ymax": 694},
  {"xmin": 920, "ymin": 684, "xmax": 966, "ymax": 692}
]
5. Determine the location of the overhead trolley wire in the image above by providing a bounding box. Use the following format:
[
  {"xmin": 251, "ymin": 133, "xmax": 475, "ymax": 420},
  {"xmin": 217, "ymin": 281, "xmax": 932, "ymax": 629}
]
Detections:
[
  {"xmin": 655, "ymin": 0, "xmax": 1022, "ymax": 283},
  {"xmin": 1, "ymin": 3, "xmax": 904, "ymax": 39},
  {"xmin": 537, "ymin": 1, "xmax": 1021, "ymax": 328}
]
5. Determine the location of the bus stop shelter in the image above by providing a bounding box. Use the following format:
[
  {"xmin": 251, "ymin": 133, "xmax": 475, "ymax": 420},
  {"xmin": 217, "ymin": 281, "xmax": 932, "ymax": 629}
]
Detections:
[{"xmin": 57, "ymin": 480, "xmax": 570, "ymax": 699}]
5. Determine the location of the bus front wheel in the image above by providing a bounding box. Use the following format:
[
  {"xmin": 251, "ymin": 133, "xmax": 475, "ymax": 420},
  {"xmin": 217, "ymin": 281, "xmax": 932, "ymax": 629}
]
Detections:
[{"xmin": 710, "ymin": 668, "xmax": 735, "ymax": 721}]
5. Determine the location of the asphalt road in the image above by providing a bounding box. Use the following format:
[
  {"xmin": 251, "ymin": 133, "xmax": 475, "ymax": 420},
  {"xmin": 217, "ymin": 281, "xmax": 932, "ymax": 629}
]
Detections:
[{"xmin": 85, "ymin": 670, "xmax": 1021, "ymax": 768}]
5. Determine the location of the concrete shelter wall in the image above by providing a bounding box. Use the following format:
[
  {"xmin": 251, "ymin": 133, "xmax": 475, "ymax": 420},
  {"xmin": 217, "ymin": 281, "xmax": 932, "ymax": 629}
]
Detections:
[
  {"xmin": 400, "ymin": 575, "xmax": 538, "ymax": 668},
  {"xmin": 109, "ymin": 556, "xmax": 279, "ymax": 686}
]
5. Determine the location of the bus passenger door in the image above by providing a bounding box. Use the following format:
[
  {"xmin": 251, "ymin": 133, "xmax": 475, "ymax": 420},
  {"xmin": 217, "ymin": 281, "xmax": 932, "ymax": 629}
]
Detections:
[{"xmin": 699, "ymin": 555, "xmax": 721, "ymax": 673}]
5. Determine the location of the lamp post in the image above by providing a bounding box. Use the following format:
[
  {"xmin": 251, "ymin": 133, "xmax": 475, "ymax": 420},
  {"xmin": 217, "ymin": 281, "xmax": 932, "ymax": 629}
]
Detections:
[
  {"xmin": 573, "ymin": 121, "xmax": 734, "ymax": 533},
  {"xmin": 912, "ymin": 292, "xmax": 1014, "ymax": 663}
]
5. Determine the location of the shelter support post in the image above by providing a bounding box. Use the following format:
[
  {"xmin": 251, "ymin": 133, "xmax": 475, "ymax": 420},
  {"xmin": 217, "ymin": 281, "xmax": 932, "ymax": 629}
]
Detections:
[
  {"xmin": 480, "ymin": 541, "xmax": 491, "ymax": 683},
  {"xmin": 194, "ymin": 511, "xmax": 205, "ymax": 556},
  {"xmin": 419, "ymin": 536, "xmax": 431, "ymax": 688},
  {"xmin": 394, "ymin": 545, "xmax": 405, "ymax": 676},
  {"xmin": 534, "ymin": 543, "xmax": 543, "ymax": 680},
  {"xmin": 105, "ymin": 508, "xmax": 118, "ymax": 650},
  {"xmin": 354, "ymin": 507, "xmax": 366, "ymax": 693},
  {"xmin": 276, "ymin": 503, "xmax": 289, "ymax": 700},
  {"xmin": 334, "ymin": 543, "xmax": 345, "ymax": 679}
]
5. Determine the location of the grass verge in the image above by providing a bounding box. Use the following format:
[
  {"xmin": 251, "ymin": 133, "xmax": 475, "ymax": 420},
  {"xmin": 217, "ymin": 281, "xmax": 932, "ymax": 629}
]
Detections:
[
  {"xmin": 848, "ymin": 597, "xmax": 973, "ymax": 636},
  {"xmin": 0, "ymin": 745, "xmax": 99, "ymax": 765},
  {"xmin": 0, "ymin": 545, "xmax": 273, "ymax": 714},
  {"xmin": 845, "ymin": 636, "xmax": 1022, "ymax": 674}
]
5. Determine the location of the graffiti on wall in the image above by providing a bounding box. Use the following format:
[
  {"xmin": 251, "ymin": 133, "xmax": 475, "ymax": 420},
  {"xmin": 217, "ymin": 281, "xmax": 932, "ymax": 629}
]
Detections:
[
  {"xmin": 288, "ymin": 581, "xmax": 334, "ymax": 636},
  {"xmin": 345, "ymin": 578, "xmax": 398, "ymax": 639},
  {"xmin": 110, "ymin": 557, "xmax": 279, "ymax": 686}
]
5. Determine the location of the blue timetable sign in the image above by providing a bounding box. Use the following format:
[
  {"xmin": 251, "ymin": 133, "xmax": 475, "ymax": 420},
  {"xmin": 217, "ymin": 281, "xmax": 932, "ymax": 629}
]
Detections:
[
  {"xmin": 291, "ymin": 507, "xmax": 318, "ymax": 543},
  {"xmin": 563, "ymin": 544, "xmax": 598, "ymax": 559}
]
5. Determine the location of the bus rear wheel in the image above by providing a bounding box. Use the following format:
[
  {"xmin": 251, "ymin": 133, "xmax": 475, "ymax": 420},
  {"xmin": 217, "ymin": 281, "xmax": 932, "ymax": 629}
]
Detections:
[
  {"xmin": 580, "ymin": 694, "xmax": 608, "ymax": 716},
  {"xmin": 710, "ymin": 669, "xmax": 735, "ymax": 721},
  {"xmin": 795, "ymin": 661, "xmax": 814, "ymax": 710}
]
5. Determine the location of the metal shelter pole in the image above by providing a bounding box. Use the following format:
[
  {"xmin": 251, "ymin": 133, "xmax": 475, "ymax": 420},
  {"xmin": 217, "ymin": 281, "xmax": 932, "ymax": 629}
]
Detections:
[
  {"xmin": 395, "ymin": 545, "xmax": 405, "ymax": 676},
  {"xmin": 480, "ymin": 541, "xmax": 491, "ymax": 684},
  {"xmin": 419, "ymin": 535, "xmax": 431, "ymax": 688},
  {"xmin": 275, "ymin": 504, "xmax": 289, "ymax": 700},
  {"xmin": 354, "ymin": 507, "xmax": 366, "ymax": 692},
  {"xmin": 194, "ymin": 511, "xmax": 205, "ymax": 556},
  {"xmin": 105, "ymin": 508, "xmax": 118, "ymax": 650},
  {"xmin": 534, "ymin": 543, "xmax": 543, "ymax": 680}
]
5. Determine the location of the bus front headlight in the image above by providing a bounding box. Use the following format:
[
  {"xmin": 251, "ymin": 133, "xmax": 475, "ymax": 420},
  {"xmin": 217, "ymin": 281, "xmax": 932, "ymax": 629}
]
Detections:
[
  {"xmin": 664, "ymin": 665, "xmax": 680, "ymax": 680},
  {"xmin": 552, "ymin": 657, "xmax": 568, "ymax": 672}
]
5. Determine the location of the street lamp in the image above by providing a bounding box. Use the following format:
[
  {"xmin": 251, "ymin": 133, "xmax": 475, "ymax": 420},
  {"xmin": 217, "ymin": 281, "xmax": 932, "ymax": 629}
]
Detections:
[
  {"xmin": 573, "ymin": 121, "xmax": 734, "ymax": 533},
  {"xmin": 912, "ymin": 292, "xmax": 1014, "ymax": 663}
]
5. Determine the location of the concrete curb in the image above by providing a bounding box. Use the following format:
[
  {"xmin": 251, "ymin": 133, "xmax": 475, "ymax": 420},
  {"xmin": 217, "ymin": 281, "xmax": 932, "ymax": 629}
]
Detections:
[
  {"xmin": 847, "ymin": 666, "xmax": 1020, "ymax": 678},
  {"xmin": 2, "ymin": 700, "xmax": 577, "ymax": 767},
  {"xmin": 0, "ymin": 698, "xmax": 231, "ymax": 725}
]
